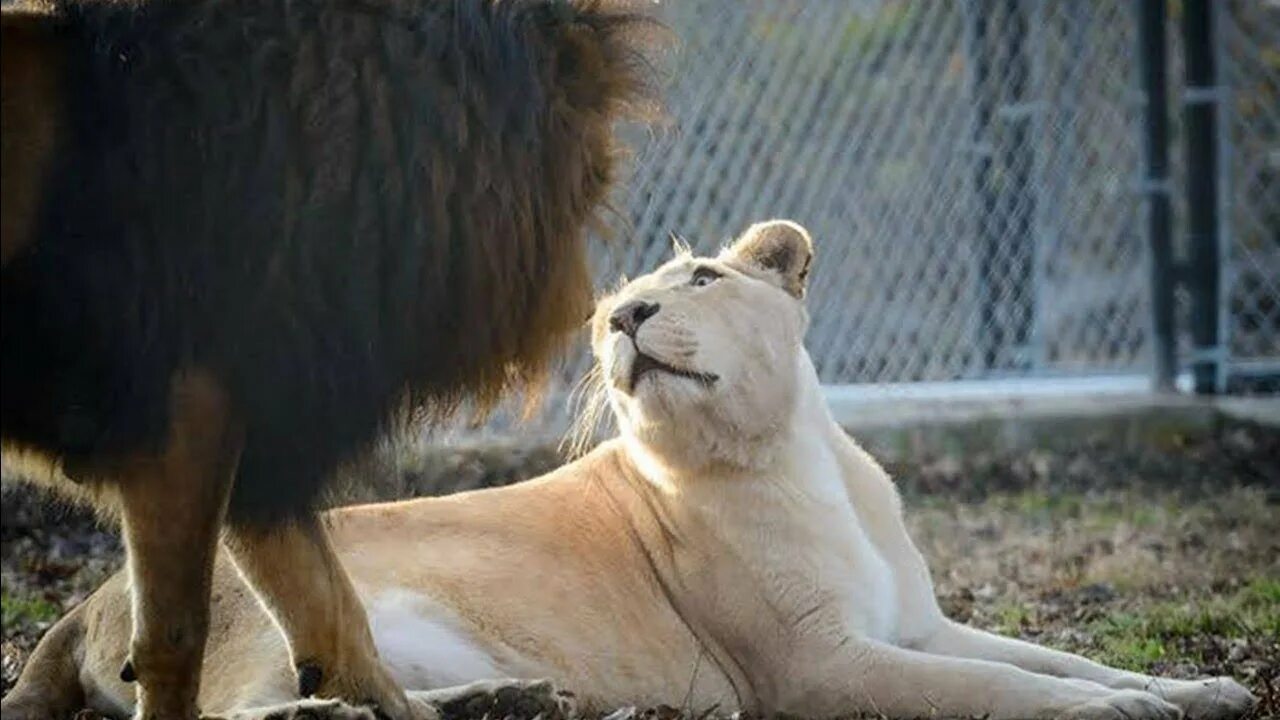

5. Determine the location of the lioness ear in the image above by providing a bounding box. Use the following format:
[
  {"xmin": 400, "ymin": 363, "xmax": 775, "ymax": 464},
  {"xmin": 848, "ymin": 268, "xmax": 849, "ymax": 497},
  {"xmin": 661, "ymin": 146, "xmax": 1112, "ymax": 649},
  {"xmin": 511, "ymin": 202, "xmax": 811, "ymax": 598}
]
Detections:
[{"xmin": 723, "ymin": 219, "xmax": 813, "ymax": 297}]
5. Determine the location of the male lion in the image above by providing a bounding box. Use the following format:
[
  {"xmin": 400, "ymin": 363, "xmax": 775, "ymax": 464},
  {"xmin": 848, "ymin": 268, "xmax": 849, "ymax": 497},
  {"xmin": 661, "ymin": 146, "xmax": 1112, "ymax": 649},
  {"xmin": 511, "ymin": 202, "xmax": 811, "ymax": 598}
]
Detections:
[
  {"xmin": 1, "ymin": 0, "xmax": 654, "ymax": 717},
  {"xmin": 4, "ymin": 222, "xmax": 1257, "ymax": 720}
]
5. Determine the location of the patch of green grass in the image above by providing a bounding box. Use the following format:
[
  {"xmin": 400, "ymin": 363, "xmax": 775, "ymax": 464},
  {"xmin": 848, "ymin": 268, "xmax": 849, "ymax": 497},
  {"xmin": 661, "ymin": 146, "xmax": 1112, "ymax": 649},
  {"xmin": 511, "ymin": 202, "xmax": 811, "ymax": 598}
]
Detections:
[
  {"xmin": 1089, "ymin": 611, "xmax": 1177, "ymax": 671},
  {"xmin": 1085, "ymin": 579, "xmax": 1280, "ymax": 672},
  {"xmin": 1002, "ymin": 490, "xmax": 1167, "ymax": 531},
  {"xmin": 1, "ymin": 589, "xmax": 60, "ymax": 630},
  {"xmin": 993, "ymin": 602, "xmax": 1032, "ymax": 634},
  {"xmin": 1097, "ymin": 634, "xmax": 1170, "ymax": 670},
  {"xmin": 995, "ymin": 490, "xmax": 1087, "ymax": 521},
  {"xmin": 1128, "ymin": 505, "xmax": 1162, "ymax": 528},
  {"xmin": 1240, "ymin": 576, "xmax": 1280, "ymax": 607}
]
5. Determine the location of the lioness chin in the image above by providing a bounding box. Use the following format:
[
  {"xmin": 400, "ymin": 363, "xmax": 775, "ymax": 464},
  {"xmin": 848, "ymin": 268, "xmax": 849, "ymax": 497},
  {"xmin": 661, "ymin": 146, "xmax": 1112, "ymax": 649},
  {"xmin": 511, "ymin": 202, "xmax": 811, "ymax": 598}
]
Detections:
[{"xmin": 3, "ymin": 221, "xmax": 1256, "ymax": 720}]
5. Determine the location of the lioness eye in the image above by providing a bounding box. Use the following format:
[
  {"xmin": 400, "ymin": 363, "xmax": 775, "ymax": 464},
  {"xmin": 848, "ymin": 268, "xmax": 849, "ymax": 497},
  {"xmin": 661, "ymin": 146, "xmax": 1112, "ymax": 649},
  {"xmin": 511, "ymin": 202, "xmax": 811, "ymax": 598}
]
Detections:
[{"xmin": 690, "ymin": 267, "xmax": 721, "ymax": 287}]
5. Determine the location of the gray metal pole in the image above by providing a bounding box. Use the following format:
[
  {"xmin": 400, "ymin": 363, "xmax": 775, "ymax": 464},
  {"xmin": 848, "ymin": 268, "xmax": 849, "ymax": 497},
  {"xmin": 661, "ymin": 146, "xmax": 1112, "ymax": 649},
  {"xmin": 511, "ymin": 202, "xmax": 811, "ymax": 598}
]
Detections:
[
  {"xmin": 1137, "ymin": 0, "xmax": 1176, "ymax": 391},
  {"xmin": 1182, "ymin": 0, "xmax": 1223, "ymax": 394},
  {"xmin": 966, "ymin": 1, "xmax": 998, "ymax": 374},
  {"xmin": 1001, "ymin": 0, "xmax": 1035, "ymax": 371}
]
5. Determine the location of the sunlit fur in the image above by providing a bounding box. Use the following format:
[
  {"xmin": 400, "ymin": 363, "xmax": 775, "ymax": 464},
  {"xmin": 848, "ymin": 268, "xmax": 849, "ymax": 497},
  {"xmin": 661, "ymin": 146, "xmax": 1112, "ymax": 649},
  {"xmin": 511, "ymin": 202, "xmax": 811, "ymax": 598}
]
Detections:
[{"xmin": 588, "ymin": 221, "xmax": 812, "ymax": 473}]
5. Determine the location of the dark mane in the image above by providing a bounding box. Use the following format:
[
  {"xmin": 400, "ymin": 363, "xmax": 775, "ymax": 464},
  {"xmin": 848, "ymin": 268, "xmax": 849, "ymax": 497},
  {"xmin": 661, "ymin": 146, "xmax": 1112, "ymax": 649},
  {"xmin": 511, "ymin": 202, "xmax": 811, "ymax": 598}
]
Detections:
[{"xmin": 1, "ymin": 0, "xmax": 658, "ymax": 522}]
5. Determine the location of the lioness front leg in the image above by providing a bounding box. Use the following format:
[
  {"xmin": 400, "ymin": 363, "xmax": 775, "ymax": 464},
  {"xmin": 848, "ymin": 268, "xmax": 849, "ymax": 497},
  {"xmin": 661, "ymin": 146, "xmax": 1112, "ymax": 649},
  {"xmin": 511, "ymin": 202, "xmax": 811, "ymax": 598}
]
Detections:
[
  {"xmin": 222, "ymin": 515, "xmax": 430, "ymax": 720},
  {"xmin": 921, "ymin": 621, "xmax": 1256, "ymax": 719},
  {"xmin": 793, "ymin": 639, "xmax": 1180, "ymax": 720}
]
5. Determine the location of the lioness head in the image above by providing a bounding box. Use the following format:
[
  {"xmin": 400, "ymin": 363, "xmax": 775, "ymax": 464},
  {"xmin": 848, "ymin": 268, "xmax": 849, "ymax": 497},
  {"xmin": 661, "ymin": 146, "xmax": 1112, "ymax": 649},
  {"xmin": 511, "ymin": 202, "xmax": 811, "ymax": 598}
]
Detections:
[{"xmin": 591, "ymin": 220, "xmax": 814, "ymax": 470}]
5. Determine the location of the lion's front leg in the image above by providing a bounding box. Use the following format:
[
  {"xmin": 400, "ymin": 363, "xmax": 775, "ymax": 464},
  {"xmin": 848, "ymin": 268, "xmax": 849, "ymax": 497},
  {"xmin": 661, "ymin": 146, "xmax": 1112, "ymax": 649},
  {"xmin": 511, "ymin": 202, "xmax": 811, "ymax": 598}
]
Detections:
[
  {"xmin": 221, "ymin": 515, "xmax": 430, "ymax": 720},
  {"xmin": 116, "ymin": 370, "xmax": 244, "ymax": 720},
  {"xmin": 920, "ymin": 620, "xmax": 1256, "ymax": 719}
]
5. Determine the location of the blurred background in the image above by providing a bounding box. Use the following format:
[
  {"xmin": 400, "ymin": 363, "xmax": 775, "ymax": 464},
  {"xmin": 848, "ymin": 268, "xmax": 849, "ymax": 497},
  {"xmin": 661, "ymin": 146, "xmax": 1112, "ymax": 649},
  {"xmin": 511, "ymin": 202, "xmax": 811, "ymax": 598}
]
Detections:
[{"xmin": 462, "ymin": 0, "xmax": 1279, "ymax": 441}]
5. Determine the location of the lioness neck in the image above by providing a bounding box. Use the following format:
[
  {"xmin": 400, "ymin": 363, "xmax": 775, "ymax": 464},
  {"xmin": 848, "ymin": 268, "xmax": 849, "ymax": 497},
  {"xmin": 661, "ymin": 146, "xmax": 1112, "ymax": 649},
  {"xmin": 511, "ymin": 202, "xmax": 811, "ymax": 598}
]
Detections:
[{"xmin": 621, "ymin": 350, "xmax": 846, "ymax": 490}]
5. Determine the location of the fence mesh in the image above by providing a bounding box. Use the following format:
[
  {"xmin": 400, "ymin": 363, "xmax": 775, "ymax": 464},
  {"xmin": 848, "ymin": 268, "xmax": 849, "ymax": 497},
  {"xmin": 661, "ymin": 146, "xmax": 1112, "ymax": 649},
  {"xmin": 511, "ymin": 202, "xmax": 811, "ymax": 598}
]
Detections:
[
  {"xmin": 453, "ymin": 0, "xmax": 1279, "ymax": 438},
  {"xmin": 1220, "ymin": 0, "xmax": 1280, "ymax": 372}
]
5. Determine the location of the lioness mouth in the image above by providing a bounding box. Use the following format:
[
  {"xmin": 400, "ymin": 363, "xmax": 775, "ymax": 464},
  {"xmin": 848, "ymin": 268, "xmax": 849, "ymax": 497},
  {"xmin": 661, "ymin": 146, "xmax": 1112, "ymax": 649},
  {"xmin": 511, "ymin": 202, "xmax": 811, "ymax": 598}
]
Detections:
[{"xmin": 627, "ymin": 351, "xmax": 719, "ymax": 393}]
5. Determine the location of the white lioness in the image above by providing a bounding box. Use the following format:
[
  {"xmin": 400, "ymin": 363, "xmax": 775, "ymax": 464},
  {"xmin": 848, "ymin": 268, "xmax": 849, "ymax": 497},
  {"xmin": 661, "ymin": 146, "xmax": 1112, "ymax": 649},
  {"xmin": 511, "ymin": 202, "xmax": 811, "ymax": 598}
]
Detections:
[{"xmin": 3, "ymin": 221, "xmax": 1257, "ymax": 720}]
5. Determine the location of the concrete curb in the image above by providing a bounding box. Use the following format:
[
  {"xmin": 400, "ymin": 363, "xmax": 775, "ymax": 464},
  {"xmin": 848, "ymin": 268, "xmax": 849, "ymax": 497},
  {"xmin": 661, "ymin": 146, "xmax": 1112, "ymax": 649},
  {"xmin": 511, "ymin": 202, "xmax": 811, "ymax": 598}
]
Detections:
[{"xmin": 826, "ymin": 377, "xmax": 1279, "ymax": 461}]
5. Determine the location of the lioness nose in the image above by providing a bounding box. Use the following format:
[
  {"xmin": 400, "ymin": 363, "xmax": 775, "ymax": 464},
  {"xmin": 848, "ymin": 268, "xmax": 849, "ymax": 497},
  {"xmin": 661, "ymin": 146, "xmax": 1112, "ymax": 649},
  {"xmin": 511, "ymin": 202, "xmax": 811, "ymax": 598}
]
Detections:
[{"xmin": 609, "ymin": 300, "xmax": 660, "ymax": 337}]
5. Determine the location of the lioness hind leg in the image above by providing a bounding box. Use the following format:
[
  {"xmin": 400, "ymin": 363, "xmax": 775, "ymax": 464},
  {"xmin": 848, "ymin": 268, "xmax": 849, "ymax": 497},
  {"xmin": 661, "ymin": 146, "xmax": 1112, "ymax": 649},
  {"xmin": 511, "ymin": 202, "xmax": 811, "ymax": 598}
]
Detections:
[
  {"xmin": 0, "ymin": 602, "xmax": 89, "ymax": 720},
  {"xmin": 221, "ymin": 516, "xmax": 427, "ymax": 720},
  {"xmin": 116, "ymin": 371, "xmax": 244, "ymax": 720}
]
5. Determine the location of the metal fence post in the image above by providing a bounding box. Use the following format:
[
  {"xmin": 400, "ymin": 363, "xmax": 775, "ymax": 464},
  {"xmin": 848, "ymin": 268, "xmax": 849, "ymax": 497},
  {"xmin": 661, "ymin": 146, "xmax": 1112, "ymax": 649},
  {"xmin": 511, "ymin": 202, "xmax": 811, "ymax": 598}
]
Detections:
[
  {"xmin": 1181, "ymin": 0, "xmax": 1223, "ymax": 394},
  {"xmin": 1000, "ymin": 0, "xmax": 1036, "ymax": 372},
  {"xmin": 968, "ymin": 0, "xmax": 1036, "ymax": 375},
  {"xmin": 966, "ymin": 0, "xmax": 998, "ymax": 374},
  {"xmin": 1136, "ymin": 0, "xmax": 1176, "ymax": 392}
]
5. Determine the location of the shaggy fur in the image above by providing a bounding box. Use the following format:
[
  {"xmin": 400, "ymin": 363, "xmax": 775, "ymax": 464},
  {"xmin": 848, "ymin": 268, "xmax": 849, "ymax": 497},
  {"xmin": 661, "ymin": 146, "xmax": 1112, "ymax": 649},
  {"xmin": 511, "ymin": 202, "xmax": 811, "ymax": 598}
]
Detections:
[{"xmin": 1, "ymin": 0, "xmax": 656, "ymax": 523}]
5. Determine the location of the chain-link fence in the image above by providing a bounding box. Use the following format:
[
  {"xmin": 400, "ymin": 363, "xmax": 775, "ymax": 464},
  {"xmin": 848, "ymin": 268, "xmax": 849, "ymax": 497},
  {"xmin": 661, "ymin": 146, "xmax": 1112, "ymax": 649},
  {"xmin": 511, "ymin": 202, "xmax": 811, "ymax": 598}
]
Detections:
[
  {"xmin": 455, "ymin": 0, "xmax": 1279, "ymax": 439},
  {"xmin": 1219, "ymin": 0, "xmax": 1279, "ymax": 379},
  {"xmin": 596, "ymin": 0, "xmax": 1155, "ymax": 387}
]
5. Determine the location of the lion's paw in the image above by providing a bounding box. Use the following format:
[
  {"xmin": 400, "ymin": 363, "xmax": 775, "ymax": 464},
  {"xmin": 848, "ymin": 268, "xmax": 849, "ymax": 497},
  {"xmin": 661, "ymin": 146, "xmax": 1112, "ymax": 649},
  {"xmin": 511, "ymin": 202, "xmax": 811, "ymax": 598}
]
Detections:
[
  {"xmin": 1144, "ymin": 677, "xmax": 1257, "ymax": 720},
  {"xmin": 1060, "ymin": 689, "xmax": 1183, "ymax": 720},
  {"xmin": 410, "ymin": 678, "xmax": 576, "ymax": 720}
]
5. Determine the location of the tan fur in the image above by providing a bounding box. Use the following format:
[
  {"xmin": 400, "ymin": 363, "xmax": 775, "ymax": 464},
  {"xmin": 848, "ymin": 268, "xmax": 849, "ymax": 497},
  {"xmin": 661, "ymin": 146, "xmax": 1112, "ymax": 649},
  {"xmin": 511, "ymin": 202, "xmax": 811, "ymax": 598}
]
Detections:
[
  {"xmin": 4, "ymin": 222, "xmax": 1256, "ymax": 720},
  {"xmin": 110, "ymin": 371, "xmax": 243, "ymax": 720},
  {"xmin": 220, "ymin": 519, "xmax": 417, "ymax": 719}
]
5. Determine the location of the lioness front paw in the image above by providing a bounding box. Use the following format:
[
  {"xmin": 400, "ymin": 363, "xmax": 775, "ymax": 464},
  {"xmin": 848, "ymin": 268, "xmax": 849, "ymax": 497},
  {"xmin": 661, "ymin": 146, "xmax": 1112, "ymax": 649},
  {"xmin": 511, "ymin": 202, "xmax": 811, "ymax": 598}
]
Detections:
[
  {"xmin": 1061, "ymin": 689, "xmax": 1183, "ymax": 720},
  {"xmin": 410, "ymin": 678, "xmax": 575, "ymax": 720},
  {"xmin": 1145, "ymin": 677, "xmax": 1257, "ymax": 720},
  {"xmin": 226, "ymin": 698, "xmax": 381, "ymax": 720},
  {"xmin": 294, "ymin": 656, "xmax": 434, "ymax": 720}
]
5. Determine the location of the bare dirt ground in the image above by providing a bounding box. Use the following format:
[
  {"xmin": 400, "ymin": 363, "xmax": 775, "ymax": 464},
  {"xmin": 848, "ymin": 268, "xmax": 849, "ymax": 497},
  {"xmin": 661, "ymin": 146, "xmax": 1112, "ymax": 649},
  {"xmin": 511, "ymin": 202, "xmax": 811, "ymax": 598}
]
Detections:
[{"xmin": 3, "ymin": 420, "xmax": 1278, "ymax": 718}]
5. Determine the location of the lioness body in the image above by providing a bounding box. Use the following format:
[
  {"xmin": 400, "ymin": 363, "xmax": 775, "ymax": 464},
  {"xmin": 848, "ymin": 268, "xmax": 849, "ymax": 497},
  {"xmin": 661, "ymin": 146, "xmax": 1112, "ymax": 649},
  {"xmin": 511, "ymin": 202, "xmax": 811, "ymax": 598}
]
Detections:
[{"xmin": 6, "ymin": 221, "xmax": 1256, "ymax": 719}]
